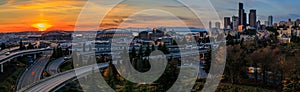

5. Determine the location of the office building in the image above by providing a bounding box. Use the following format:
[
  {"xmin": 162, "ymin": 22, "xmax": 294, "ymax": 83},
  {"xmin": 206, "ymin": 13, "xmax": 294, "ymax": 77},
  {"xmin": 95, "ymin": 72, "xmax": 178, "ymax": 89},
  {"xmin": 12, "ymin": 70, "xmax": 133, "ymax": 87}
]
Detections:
[
  {"xmin": 224, "ymin": 17, "xmax": 231, "ymax": 29},
  {"xmin": 249, "ymin": 9, "xmax": 256, "ymax": 27},
  {"xmin": 268, "ymin": 16, "xmax": 273, "ymax": 26},
  {"xmin": 257, "ymin": 20, "xmax": 261, "ymax": 30},
  {"xmin": 232, "ymin": 16, "xmax": 239, "ymax": 31},
  {"xmin": 215, "ymin": 22, "xmax": 221, "ymax": 30},
  {"xmin": 209, "ymin": 21, "xmax": 212, "ymax": 30},
  {"xmin": 238, "ymin": 2, "xmax": 246, "ymax": 26}
]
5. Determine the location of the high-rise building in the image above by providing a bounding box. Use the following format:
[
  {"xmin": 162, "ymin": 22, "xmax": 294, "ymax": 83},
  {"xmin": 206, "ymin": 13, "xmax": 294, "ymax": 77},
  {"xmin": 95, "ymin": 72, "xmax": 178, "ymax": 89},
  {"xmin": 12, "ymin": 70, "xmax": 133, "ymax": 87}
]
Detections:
[
  {"xmin": 268, "ymin": 16, "xmax": 273, "ymax": 26},
  {"xmin": 239, "ymin": 2, "xmax": 244, "ymax": 25},
  {"xmin": 295, "ymin": 19, "xmax": 300, "ymax": 27},
  {"xmin": 238, "ymin": 2, "xmax": 247, "ymax": 27},
  {"xmin": 288, "ymin": 18, "xmax": 292, "ymax": 26},
  {"xmin": 264, "ymin": 21, "xmax": 268, "ymax": 26},
  {"xmin": 257, "ymin": 20, "xmax": 261, "ymax": 30},
  {"xmin": 215, "ymin": 22, "xmax": 221, "ymax": 30},
  {"xmin": 239, "ymin": 2, "xmax": 243, "ymax": 10},
  {"xmin": 209, "ymin": 21, "xmax": 212, "ymax": 30},
  {"xmin": 249, "ymin": 9, "xmax": 256, "ymax": 27},
  {"xmin": 224, "ymin": 17, "xmax": 231, "ymax": 29},
  {"xmin": 243, "ymin": 12, "xmax": 247, "ymax": 26},
  {"xmin": 232, "ymin": 16, "xmax": 239, "ymax": 31}
]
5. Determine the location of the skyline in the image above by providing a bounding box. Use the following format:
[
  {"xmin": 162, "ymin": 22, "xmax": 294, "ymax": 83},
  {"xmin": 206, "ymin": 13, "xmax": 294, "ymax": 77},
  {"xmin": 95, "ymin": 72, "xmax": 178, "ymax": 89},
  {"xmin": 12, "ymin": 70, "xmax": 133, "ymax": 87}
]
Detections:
[{"xmin": 0, "ymin": 0, "xmax": 299, "ymax": 32}]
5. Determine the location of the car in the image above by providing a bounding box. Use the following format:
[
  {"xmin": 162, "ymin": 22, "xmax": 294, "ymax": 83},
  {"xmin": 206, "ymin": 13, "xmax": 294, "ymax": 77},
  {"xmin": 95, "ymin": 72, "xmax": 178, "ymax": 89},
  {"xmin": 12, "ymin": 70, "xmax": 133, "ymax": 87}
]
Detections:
[
  {"xmin": 5, "ymin": 52, "xmax": 10, "ymax": 56},
  {"xmin": 64, "ymin": 56, "xmax": 71, "ymax": 60}
]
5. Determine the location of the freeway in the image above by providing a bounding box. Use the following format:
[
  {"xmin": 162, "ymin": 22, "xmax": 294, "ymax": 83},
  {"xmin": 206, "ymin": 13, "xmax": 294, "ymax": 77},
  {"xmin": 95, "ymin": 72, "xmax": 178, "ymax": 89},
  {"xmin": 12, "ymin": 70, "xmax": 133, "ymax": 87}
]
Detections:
[
  {"xmin": 0, "ymin": 48, "xmax": 52, "ymax": 64},
  {"xmin": 46, "ymin": 57, "xmax": 66, "ymax": 75},
  {"xmin": 16, "ymin": 53, "xmax": 52, "ymax": 91},
  {"xmin": 18, "ymin": 49, "xmax": 208, "ymax": 91},
  {"xmin": 0, "ymin": 46, "xmax": 19, "ymax": 55},
  {"xmin": 18, "ymin": 63, "xmax": 109, "ymax": 92}
]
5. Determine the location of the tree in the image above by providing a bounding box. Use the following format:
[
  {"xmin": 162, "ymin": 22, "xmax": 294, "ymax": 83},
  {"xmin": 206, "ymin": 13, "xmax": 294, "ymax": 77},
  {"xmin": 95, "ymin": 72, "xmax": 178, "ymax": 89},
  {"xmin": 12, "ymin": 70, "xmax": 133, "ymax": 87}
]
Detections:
[
  {"xmin": 65, "ymin": 47, "xmax": 70, "ymax": 55},
  {"xmin": 82, "ymin": 43, "xmax": 86, "ymax": 52},
  {"xmin": 151, "ymin": 45, "xmax": 155, "ymax": 51},
  {"xmin": 138, "ymin": 45, "xmax": 143, "ymax": 57},
  {"xmin": 162, "ymin": 44, "xmax": 170, "ymax": 54},
  {"xmin": 122, "ymin": 80, "xmax": 135, "ymax": 92},
  {"xmin": 240, "ymin": 38, "xmax": 244, "ymax": 48},
  {"xmin": 203, "ymin": 50, "xmax": 211, "ymax": 73},
  {"xmin": 145, "ymin": 45, "xmax": 151, "ymax": 56},
  {"xmin": 158, "ymin": 44, "xmax": 163, "ymax": 51},
  {"xmin": 19, "ymin": 40, "xmax": 25, "ymax": 50},
  {"xmin": 1, "ymin": 43, "xmax": 6, "ymax": 50},
  {"xmin": 130, "ymin": 46, "xmax": 136, "ymax": 59},
  {"xmin": 172, "ymin": 40, "xmax": 177, "ymax": 45},
  {"xmin": 27, "ymin": 43, "xmax": 34, "ymax": 49},
  {"xmin": 89, "ymin": 44, "xmax": 92, "ymax": 51}
]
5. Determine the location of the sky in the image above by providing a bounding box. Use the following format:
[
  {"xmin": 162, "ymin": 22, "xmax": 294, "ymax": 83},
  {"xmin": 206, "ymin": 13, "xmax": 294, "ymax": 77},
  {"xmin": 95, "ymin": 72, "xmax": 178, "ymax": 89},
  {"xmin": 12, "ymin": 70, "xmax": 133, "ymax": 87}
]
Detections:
[{"xmin": 0, "ymin": 0, "xmax": 299, "ymax": 32}]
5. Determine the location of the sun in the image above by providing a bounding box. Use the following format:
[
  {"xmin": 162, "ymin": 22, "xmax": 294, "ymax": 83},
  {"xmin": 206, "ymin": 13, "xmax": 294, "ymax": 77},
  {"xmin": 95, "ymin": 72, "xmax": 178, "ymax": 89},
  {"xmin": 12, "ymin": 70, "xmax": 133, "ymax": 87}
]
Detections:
[{"xmin": 31, "ymin": 23, "xmax": 52, "ymax": 31}]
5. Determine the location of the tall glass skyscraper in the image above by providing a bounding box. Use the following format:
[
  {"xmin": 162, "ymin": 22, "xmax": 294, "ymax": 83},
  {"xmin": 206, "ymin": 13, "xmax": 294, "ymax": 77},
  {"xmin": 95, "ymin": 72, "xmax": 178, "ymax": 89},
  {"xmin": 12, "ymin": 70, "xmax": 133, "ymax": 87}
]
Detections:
[
  {"xmin": 249, "ymin": 9, "xmax": 257, "ymax": 27},
  {"xmin": 268, "ymin": 16, "xmax": 273, "ymax": 26}
]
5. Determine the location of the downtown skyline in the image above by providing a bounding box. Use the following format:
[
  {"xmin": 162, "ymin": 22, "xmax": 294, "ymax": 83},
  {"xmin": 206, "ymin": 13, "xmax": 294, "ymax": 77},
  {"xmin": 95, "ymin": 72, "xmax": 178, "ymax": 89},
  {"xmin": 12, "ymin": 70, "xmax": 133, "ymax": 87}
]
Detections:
[{"xmin": 0, "ymin": 0, "xmax": 299, "ymax": 32}]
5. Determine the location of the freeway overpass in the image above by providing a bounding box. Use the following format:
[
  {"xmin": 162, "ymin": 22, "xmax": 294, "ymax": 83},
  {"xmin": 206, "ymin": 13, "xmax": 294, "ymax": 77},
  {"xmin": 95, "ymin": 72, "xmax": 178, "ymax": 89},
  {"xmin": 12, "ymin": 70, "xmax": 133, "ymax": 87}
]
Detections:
[
  {"xmin": 0, "ymin": 48, "xmax": 52, "ymax": 72},
  {"xmin": 17, "ymin": 49, "xmax": 207, "ymax": 91},
  {"xmin": 16, "ymin": 53, "xmax": 52, "ymax": 90},
  {"xmin": 17, "ymin": 63, "xmax": 109, "ymax": 92}
]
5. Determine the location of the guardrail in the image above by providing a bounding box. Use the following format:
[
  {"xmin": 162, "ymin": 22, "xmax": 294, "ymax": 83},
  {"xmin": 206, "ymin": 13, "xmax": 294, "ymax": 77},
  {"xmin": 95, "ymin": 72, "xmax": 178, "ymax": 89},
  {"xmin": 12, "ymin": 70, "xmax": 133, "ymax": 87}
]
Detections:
[
  {"xmin": 18, "ymin": 62, "xmax": 109, "ymax": 92},
  {"xmin": 14, "ymin": 57, "xmax": 41, "ymax": 92},
  {"xmin": 0, "ymin": 48, "xmax": 52, "ymax": 64}
]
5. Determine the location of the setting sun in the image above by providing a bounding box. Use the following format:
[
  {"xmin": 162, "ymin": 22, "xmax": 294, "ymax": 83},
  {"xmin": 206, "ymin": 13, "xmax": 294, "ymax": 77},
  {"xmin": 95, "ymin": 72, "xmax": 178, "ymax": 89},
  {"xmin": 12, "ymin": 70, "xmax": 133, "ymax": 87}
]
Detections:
[{"xmin": 31, "ymin": 23, "xmax": 52, "ymax": 31}]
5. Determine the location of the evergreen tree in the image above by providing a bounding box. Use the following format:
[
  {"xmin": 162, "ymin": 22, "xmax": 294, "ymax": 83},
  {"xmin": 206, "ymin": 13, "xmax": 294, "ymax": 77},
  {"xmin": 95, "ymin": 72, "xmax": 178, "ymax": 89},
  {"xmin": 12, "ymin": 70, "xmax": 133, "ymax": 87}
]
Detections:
[
  {"xmin": 130, "ymin": 46, "xmax": 136, "ymax": 59},
  {"xmin": 203, "ymin": 50, "xmax": 211, "ymax": 73},
  {"xmin": 145, "ymin": 44, "xmax": 151, "ymax": 56},
  {"xmin": 151, "ymin": 45, "xmax": 155, "ymax": 51},
  {"xmin": 122, "ymin": 80, "xmax": 135, "ymax": 92},
  {"xmin": 89, "ymin": 44, "xmax": 92, "ymax": 51},
  {"xmin": 162, "ymin": 44, "xmax": 170, "ymax": 54},
  {"xmin": 83, "ymin": 43, "xmax": 86, "ymax": 52},
  {"xmin": 27, "ymin": 43, "xmax": 34, "ymax": 49},
  {"xmin": 172, "ymin": 40, "xmax": 177, "ymax": 45},
  {"xmin": 138, "ymin": 45, "xmax": 143, "ymax": 57},
  {"xmin": 1, "ymin": 43, "xmax": 6, "ymax": 50},
  {"xmin": 158, "ymin": 43, "xmax": 163, "ymax": 51},
  {"xmin": 19, "ymin": 40, "xmax": 25, "ymax": 50},
  {"xmin": 52, "ymin": 47, "xmax": 57, "ymax": 58}
]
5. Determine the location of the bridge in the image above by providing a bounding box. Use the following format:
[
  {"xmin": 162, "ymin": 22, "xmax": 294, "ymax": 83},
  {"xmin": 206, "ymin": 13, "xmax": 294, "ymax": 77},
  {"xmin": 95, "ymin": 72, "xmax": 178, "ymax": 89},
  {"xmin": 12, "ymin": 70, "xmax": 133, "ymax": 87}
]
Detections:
[
  {"xmin": 17, "ymin": 63, "xmax": 109, "ymax": 92},
  {"xmin": 0, "ymin": 48, "xmax": 52, "ymax": 72},
  {"xmin": 17, "ymin": 49, "xmax": 207, "ymax": 91}
]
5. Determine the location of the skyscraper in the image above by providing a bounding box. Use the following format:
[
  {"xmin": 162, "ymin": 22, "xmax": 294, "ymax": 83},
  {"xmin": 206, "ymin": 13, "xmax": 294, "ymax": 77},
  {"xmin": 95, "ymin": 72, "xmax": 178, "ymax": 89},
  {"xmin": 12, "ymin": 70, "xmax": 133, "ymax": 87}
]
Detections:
[
  {"xmin": 249, "ymin": 9, "xmax": 256, "ymax": 27},
  {"xmin": 232, "ymin": 16, "xmax": 238, "ymax": 31},
  {"xmin": 257, "ymin": 20, "xmax": 261, "ymax": 30},
  {"xmin": 215, "ymin": 22, "xmax": 221, "ymax": 30},
  {"xmin": 243, "ymin": 12, "xmax": 247, "ymax": 26},
  {"xmin": 209, "ymin": 21, "xmax": 212, "ymax": 30},
  {"xmin": 224, "ymin": 17, "xmax": 231, "ymax": 29},
  {"xmin": 239, "ymin": 2, "xmax": 243, "ymax": 10},
  {"xmin": 268, "ymin": 16, "xmax": 273, "ymax": 26},
  {"xmin": 238, "ymin": 2, "xmax": 246, "ymax": 26},
  {"xmin": 296, "ymin": 19, "xmax": 300, "ymax": 27},
  {"xmin": 238, "ymin": 2, "xmax": 242, "ymax": 25}
]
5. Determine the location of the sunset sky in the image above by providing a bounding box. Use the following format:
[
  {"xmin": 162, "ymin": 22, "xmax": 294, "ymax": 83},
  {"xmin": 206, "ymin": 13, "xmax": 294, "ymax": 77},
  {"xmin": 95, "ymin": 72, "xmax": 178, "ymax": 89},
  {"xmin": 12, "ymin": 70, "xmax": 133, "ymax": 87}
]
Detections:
[{"xmin": 0, "ymin": 0, "xmax": 299, "ymax": 32}]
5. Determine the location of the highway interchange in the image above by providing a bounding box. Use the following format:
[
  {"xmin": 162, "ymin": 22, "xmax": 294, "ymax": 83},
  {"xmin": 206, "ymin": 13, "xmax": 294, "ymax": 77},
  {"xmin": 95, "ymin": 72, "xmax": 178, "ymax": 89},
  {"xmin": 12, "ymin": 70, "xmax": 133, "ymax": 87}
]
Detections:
[
  {"xmin": 16, "ymin": 52, "xmax": 51, "ymax": 90},
  {"xmin": 46, "ymin": 57, "xmax": 66, "ymax": 75},
  {"xmin": 0, "ymin": 43, "xmax": 209, "ymax": 92}
]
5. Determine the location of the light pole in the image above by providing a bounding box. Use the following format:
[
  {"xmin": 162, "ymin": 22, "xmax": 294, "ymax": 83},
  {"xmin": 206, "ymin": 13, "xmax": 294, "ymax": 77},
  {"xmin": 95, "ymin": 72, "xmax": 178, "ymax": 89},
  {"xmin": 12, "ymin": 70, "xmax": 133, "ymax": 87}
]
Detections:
[{"xmin": 1, "ymin": 64, "xmax": 3, "ymax": 73}]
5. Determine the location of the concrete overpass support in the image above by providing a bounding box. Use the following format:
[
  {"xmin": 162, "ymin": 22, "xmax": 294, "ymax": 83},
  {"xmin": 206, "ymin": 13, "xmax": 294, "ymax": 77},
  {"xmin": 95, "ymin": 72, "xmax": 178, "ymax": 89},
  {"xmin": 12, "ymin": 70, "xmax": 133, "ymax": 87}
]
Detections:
[
  {"xmin": 1, "ymin": 64, "xmax": 3, "ymax": 73},
  {"xmin": 34, "ymin": 54, "xmax": 37, "ymax": 60}
]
